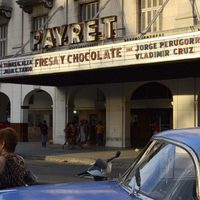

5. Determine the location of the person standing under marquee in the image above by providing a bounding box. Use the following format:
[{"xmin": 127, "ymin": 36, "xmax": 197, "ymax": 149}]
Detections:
[{"xmin": 40, "ymin": 120, "xmax": 48, "ymax": 147}]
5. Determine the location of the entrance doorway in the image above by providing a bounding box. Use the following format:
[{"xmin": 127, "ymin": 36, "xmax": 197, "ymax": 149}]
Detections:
[
  {"xmin": 131, "ymin": 108, "xmax": 172, "ymax": 147},
  {"xmin": 69, "ymin": 87, "xmax": 106, "ymax": 145},
  {"xmin": 24, "ymin": 90, "xmax": 53, "ymax": 142},
  {"xmin": 131, "ymin": 82, "xmax": 173, "ymax": 147},
  {"xmin": 0, "ymin": 92, "xmax": 10, "ymax": 124}
]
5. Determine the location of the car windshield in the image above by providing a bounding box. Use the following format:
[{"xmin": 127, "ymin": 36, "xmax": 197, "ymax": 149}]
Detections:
[{"xmin": 120, "ymin": 141, "xmax": 197, "ymax": 200}]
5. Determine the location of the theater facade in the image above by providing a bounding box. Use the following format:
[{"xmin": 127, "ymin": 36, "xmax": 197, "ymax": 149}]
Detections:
[{"xmin": 0, "ymin": 0, "xmax": 200, "ymax": 147}]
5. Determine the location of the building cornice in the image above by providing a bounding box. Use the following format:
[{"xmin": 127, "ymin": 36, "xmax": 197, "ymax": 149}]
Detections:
[
  {"xmin": 0, "ymin": 6, "xmax": 12, "ymax": 19},
  {"xmin": 16, "ymin": 0, "xmax": 53, "ymax": 14},
  {"xmin": 0, "ymin": 0, "xmax": 12, "ymax": 19}
]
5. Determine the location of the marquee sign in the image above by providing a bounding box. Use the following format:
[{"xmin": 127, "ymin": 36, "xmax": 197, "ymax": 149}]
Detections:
[{"xmin": 1, "ymin": 31, "xmax": 200, "ymax": 77}]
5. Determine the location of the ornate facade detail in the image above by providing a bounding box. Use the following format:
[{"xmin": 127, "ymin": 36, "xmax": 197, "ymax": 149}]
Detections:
[
  {"xmin": 16, "ymin": 0, "xmax": 53, "ymax": 14},
  {"xmin": 0, "ymin": 0, "xmax": 12, "ymax": 19}
]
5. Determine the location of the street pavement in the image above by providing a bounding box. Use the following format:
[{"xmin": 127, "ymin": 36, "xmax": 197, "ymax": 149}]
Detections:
[{"xmin": 16, "ymin": 142, "xmax": 141, "ymax": 165}]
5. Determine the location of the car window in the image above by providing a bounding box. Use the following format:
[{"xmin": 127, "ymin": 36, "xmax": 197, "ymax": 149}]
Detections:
[{"xmin": 121, "ymin": 141, "xmax": 196, "ymax": 200}]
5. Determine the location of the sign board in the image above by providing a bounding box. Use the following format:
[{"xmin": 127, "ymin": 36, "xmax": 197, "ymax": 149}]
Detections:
[{"xmin": 0, "ymin": 31, "xmax": 200, "ymax": 78}]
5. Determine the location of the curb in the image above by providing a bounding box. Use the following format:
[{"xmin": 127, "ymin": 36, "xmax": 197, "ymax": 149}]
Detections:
[
  {"xmin": 45, "ymin": 156, "xmax": 95, "ymax": 165},
  {"xmin": 44, "ymin": 149, "xmax": 141, "ymax": 165},
  {"xmin": 17, "ymin": 142, "xmax": 142, "ymax": 165}
]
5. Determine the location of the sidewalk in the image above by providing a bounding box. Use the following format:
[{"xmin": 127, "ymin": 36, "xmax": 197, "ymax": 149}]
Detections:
[{"xmin": 16, "ymin": 142, "xmax": 141, "ymax": 165}]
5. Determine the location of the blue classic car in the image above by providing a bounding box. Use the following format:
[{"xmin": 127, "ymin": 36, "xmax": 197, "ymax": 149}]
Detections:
[{"xmin": 1, "ymin": 127, "xmax": 200, "ymax": 200}]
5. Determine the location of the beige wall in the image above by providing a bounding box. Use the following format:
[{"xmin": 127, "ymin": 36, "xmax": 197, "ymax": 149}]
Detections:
[{"xmin": 7, "ymin": 0, "xmax": 200, "ymax": 57}]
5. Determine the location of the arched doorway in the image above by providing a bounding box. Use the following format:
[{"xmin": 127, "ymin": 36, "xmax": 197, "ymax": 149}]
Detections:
[
  {"xmin": 68, "ymin": 87, "xmax": 106, "ymax": 145},
  {"xmin": 131, "ymin": 82, "xmax": 173, "ymax": 147},
  {"xmin": 0, "ymin": 92, "xmax": 10, "ymax": 124},
  {"xmin": 24, "ymin": 90, "xmax": 53, "ymax": 142}
]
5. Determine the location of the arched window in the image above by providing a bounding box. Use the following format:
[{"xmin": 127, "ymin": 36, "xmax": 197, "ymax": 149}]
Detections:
[{"xmin": 132, "ymin": 82, "xmax": 172, "ymax": 99}]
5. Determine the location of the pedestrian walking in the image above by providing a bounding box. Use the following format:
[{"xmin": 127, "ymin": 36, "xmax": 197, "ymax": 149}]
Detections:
[
  {"xmin": 95, "ymin": 121, "xmax": 105, "ymax": 146},
  {"xmin": 77, "ymin": 120, "xmax": 87, "ymax": 148},
  {"xmin": 84, "ymin": 120, "xmax": 89, "ymax": 143},
  {"xmin": 63, "ymin": 122, "xmax": 72, "ymax": 149},
  {"xmin": 40, "ymin": 120, "xmax": 48, "ymax": 147},
  {"xmin": 62, "ymin": 122, "xmax": 76, "ymax": 149}
]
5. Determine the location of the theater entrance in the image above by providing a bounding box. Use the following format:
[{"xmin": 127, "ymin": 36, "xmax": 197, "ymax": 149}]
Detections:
[
  {"xmin": 130, "ymin": 82, "xmax": 173, "ymax": 147},
  {"xmin": 131, "ymin": 108, "xmax": 172, "ymax": 147}
]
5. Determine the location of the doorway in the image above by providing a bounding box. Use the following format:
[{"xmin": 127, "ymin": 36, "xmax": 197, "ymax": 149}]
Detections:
[
  {"xmin": 131, "ymin": 82, "xmax": 173, "ymax": 147},
  {"xmin": 131, "ymin": 108, "xmax": 172, "ymax": 147}
]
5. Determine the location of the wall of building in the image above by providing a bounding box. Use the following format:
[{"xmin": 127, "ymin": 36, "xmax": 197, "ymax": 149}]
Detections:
[
  {"xmin": 0, "ymin": 0, "xmax": 200, "ymax": 147},
  {"xmin": 0, "ymin": 77, "xmax": 199, "ymax": 147}
]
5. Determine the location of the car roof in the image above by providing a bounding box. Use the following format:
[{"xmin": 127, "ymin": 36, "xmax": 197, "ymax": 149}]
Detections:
[{"xmin": 153, "ymin": 127, "xmax": 200, "ymax": 158}]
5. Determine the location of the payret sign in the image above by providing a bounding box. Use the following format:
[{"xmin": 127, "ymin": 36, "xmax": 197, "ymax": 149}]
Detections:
[
  {"xmin": 31, "ymin": 16, "xmax": 117, "ymax": 50},
  {"xmin": 1, "ymin": 31, "xmax": 200, "ymax": 77}
]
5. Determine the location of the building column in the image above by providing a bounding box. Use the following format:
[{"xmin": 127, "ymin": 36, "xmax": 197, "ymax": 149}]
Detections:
[
  {"xmin": 9, "ymin": 85, "xmax": 27, "ymax": 141},
  {"xmin": 173, "ymin": 94, "xmax": 195, "ymax": 128},
  {"xmin": 106, "ymin": 85, "xmax": 127, "ymax": 147},
  {"xmin": 124, "ymin": 100, "xmax": 131, "ymax": 147},
  {"xmin": 53, "ymin": 87, "xmax": 66, "ymax": 144},
  {"xmin": 173, "ymin": 80, "xmax": 196, "ymax": 129}
]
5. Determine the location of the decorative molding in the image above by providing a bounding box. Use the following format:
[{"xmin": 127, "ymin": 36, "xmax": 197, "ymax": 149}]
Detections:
[
  {"xmin": 23, "ymin": 6, "xmax": 33, "ymax": 14},
  {"xmin": 43, "ymin": 0, "xmax": 53, "ymax": 9},
  {"xmin": 106, "ymin": 137, "xmax": 122, "ymax": 141},
  {"xmin": 0, "ymin": 0, "xmax": 12, "ymax": 19},
  {"xmin": 21, "ymin": 105, "xmax": 30, "ymax": 109},
  {"xmin": 77, "ymin": 0, "xmax": 98, "ymax": 4},
  {"xmin": 16, "ymin": 0, "xmax": 53, "ymax": 14},
  {"xmin": 0, "ymin": 7, "xmax": 12, "ymax": 19}
]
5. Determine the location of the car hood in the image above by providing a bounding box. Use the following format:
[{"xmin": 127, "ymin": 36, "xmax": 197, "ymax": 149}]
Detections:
[{"xmin": 0, "ymin": 181, "xmax": 138, "ymax": 200}]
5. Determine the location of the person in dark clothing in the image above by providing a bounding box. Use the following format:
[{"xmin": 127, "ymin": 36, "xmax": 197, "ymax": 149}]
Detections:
[
  {"xmin": 62, "ymin": 122, "xmax": 76, "ymax": 149},
  {"xmin": 95, "ymin": 121, "xmax": 105, "ymax": 146},
  {"xmin": 40, "ymin": 120, "xmax": 48, "ymax": 147}
]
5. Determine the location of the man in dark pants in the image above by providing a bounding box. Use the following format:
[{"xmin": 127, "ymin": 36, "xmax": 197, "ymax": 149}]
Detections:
[
  {"xmin": 40, "ymin": 120, "xmax": 48, "ymax": 147},
  {"xmin": 95, "ymin": 121, "xmax": 104, "ymax": 146}
]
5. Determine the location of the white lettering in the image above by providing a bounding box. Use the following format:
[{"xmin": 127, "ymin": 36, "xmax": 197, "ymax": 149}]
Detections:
[{"xmin": 85, "ymin": 20, "xmax": 98, "ymax": 42}]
